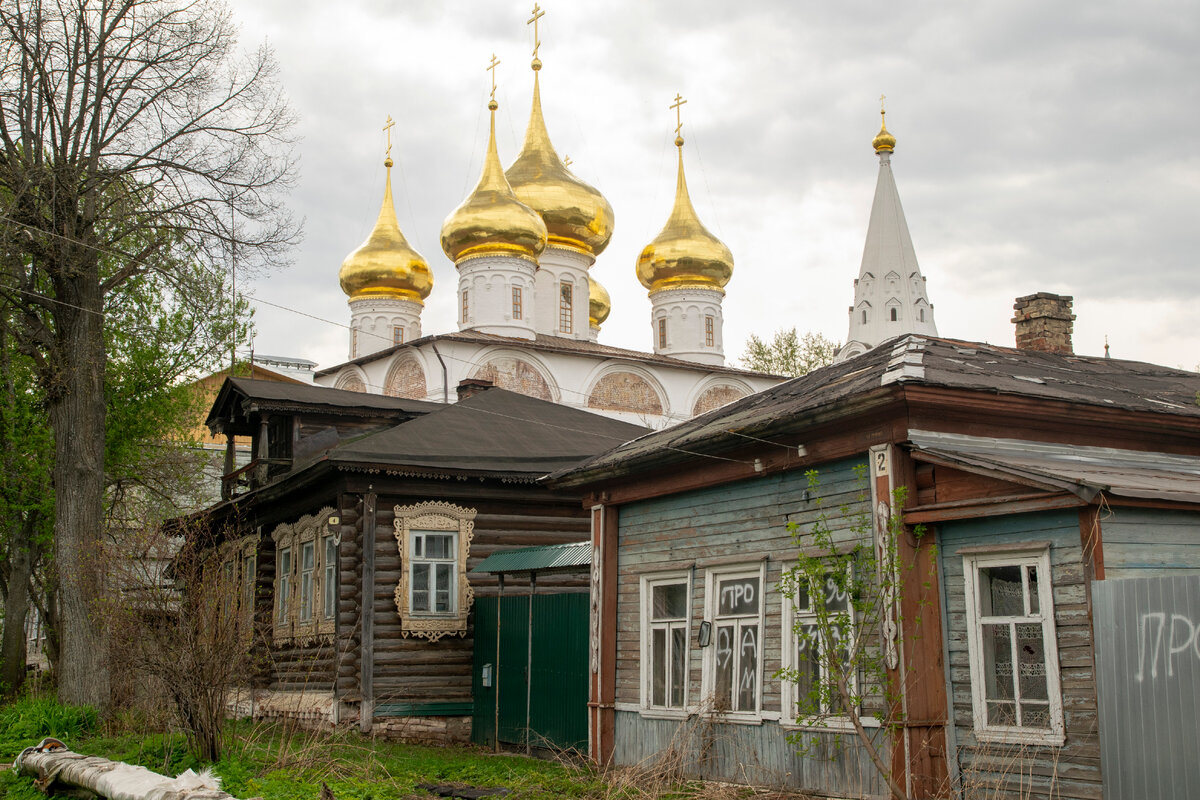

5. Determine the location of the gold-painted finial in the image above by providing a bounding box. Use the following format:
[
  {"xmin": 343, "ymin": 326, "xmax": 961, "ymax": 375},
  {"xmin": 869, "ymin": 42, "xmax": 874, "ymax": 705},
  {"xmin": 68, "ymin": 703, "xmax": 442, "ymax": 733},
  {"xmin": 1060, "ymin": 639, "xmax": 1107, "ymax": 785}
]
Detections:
[
  {"xmin": 872, "ymin": 94, "xmax": 896, "ymax": 153},
  {"xmin": 487, "ymin": 54, "xmax": 501, "ymax": 109},
  {"xmin": 528, "ymin": 3, "xmax": 545, "ymax": 70},
  {"xmin": 383, "ymin": 115, "xmax": 395, "ymax": 166},
  {"xmin": 562, "ymin": 155, "xmax": 572, "ymax": 168},
  {"xmin": 670, "ymin": 93, "xmax": 687, "ymax": 147}
]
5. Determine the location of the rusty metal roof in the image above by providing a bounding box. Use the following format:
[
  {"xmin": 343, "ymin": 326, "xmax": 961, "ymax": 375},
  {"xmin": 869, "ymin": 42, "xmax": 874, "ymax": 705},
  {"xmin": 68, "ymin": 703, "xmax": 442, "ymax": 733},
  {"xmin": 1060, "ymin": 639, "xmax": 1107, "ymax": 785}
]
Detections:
[
  {"xmin": 907, "ymin": 430, "xmax": 1200, "ymax": 504},
  {"xmin": 470, "ymin": 540, "xmax": 592, "ymax": 575}
]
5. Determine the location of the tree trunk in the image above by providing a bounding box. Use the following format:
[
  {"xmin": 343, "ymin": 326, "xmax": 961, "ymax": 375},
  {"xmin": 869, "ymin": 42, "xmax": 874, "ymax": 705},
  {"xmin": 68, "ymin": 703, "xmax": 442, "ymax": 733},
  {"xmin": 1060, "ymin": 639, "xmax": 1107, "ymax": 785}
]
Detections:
[
  {"xmin": 15, "ymin": 746, "xmax": 242, "ymax": 799},
  {"xmin": 1, "ymin": 517, "xmax": 34, "ymax": 695},
  {"xmin": 49, "ymin": 264, "xmax": 110, "ymax": 709}
]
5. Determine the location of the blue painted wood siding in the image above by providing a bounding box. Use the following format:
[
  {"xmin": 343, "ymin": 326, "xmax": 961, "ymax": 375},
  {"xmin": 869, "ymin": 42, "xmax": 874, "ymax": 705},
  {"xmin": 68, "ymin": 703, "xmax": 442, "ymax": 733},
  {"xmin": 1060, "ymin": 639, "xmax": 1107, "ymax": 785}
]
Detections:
[
  {"xmin": 1100, "ymin": 508, "xmax": 1200, "ymax": 580},
  {"xmin": 614, "ymin": 457, "xmax": 885, "ymax": 796},
  {"xmin": 939, "ymin": 509, "xmax": 1101, "ymax": 800}
]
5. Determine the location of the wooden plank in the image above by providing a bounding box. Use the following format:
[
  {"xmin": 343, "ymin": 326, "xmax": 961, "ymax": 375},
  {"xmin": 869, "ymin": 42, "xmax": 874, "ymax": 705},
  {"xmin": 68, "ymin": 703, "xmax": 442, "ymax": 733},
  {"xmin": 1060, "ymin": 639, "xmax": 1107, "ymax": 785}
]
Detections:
[{"xmin": 360, "ymin": 491, "xmax": 376, "ymax": 733}]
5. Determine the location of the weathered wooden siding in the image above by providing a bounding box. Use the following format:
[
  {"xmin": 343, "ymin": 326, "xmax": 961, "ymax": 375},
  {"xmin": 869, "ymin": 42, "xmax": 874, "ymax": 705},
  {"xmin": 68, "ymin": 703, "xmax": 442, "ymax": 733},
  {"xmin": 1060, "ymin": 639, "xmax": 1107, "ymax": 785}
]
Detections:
[
  {"xmin": 367, "ymin": 482, "xmax": 590, "ymax": 715},
  {"xmin": 1099, "ymin": 508, "xmax": 1200, "ymax": 580},
  {"xmin": 939, "ymin": 510, "xmax": 1101, "ymax": 800},
  {"xmin": 615, "ymin": 457, "xmax": 886, "ymax": 797},
  {"xmin": 614, "ymin": 710, "xmax": 888, "ymax": 793}
]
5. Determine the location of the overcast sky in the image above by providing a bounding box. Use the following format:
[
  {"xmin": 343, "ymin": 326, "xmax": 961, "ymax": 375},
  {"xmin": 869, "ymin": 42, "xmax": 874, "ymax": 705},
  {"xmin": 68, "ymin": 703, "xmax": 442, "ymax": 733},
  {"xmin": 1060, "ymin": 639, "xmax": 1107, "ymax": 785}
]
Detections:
[{"xmin": 230, "ymin": 0, "xmax": 1200, "ymax": 374}]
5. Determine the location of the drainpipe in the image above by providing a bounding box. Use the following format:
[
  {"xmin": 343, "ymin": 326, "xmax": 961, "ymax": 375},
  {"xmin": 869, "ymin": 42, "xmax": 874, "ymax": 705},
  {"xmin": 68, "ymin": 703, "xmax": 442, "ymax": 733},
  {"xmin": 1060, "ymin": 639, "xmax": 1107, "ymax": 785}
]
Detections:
[{"xmin": 430, "ymin": 341, "xmax": 449, "ymax": 403}]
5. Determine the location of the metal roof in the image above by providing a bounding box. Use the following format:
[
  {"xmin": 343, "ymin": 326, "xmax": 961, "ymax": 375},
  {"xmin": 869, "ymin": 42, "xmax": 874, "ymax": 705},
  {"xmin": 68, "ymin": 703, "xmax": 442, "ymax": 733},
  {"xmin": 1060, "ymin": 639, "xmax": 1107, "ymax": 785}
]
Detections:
[
  {"xmin": 470, "ymin": 540, "xmax": 592, "ymax": 575},
  {"xmin": 907, "ymin": 430, "xmax": 1200, "ymax": 504},
  {"xmin": 549, "ymin": 335, "xmax": 1200, "ymax": 487}
]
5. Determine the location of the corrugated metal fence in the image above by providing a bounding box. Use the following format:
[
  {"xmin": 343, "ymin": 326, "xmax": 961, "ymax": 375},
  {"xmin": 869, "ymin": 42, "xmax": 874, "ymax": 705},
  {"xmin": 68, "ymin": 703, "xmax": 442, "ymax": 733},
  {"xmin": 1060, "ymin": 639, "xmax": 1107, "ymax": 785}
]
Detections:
[{"xmin": 1093, "ymin": 574, "xmax": 1200, "ymax": 799}]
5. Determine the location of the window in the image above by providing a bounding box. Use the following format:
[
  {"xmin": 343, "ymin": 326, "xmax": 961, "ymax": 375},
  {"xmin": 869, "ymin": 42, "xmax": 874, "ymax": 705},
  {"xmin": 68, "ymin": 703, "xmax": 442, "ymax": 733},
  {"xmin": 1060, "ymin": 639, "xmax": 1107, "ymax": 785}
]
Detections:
[
  {"xmin": 919, "ymin": 308, "xmax": 925, "ymax": 322},
  {"xmin": 512, "ymin": 286, "xmax": 523, "ymax": 320},
  {"xmin": 299, "ymin": 541, "xmax": 315, "ymax": 622},
  {"xmin": 222, "ymin": 559, "xmax": 235, "ymax": 618},
  {"xmin": 272, "ymin": 507, "xmax": 338, "ymax": 642},
  {"xmin": 705, "ymin": 316, "xmax": 714, "ymax": 347},
  {"xmin": 351, "ymin": 327, "xmax": 358, "ymax": 355},
  {"xmin": 861, "ymin": 309, "xmax": 867, "ymax": 324},
  {"xmin": 323, "ymin": 535, "xmax": 337, "ymax": 621},
  {"xmin": 393, "ymin": 502, "xmax": 476, "ymax": 641},
  {"xmin": 410, "ymin": 532, "xmax": 457, "ymax": 613},
  {"xmin": 641, "ymin": 574, "xmax": 690, "ymax": 712},
  {"xmin": 242, "ymin": 549, "xmax": 256, "ymax": 636},
  {"xmin": 890, "ymin": 307, "xmax": 898, "ymax": 322},
  {"xmin": 559, "ymin": 283, "xmax": 573, "ymax": 333},
  {"xmin": 705, "ymin": 566, "xmax": 764, "ymax": 716},
  {"xmin": 276, "ymin": 546, "xmax": 292, "ymax": 632},
  {"xmin": 658, "ymin": 318, "xmax": 667, "ymax": 349},
  {"xmin": 963, "ymin": 547, "xmax": 1064, "ymax": 744},
  {"xmin": 782, "ymin": 567, "xmax": 859, "ymax": 724},
  {"xmin": 393, "ymin": 326, "xmax": 404, "ymax": 345},
  {"xmin": 462, "ymin": 290, "xmax": 469, "ymax": 323}
]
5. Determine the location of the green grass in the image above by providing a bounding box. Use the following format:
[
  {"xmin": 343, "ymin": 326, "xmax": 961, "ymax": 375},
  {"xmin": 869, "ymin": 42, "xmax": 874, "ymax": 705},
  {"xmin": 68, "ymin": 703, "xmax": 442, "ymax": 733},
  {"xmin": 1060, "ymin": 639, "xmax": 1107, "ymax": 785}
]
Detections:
[{"xmin": 0, "ymin": 701, "xmax": 609, "ymax": 800}]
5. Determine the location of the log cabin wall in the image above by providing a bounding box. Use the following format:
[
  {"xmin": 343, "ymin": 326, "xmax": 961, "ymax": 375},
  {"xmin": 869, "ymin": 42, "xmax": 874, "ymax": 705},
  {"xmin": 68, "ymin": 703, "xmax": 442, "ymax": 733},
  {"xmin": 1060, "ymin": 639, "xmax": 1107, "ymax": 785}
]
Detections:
[
  {"xmin": 351, "ymin": 476, "xmax": 590, "ymax": 741},
  {"xmin": 938, "ymin": 509, "xmax": 1100, "ymax": 800},
  {"xmin": 610, "ymin": 456, "xmax": 889, "ymax": 797}
]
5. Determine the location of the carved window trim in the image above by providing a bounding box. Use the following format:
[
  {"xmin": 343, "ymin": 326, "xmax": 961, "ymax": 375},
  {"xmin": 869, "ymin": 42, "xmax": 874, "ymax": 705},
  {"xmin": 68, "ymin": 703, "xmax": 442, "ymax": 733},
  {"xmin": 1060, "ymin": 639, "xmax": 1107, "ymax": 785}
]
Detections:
[
  {"xmin": 393, "ymin": 501, "xmax": 475, "ymax": 643},
  {"xmin": 271, "ymin": 507, "xmax": 337, "ymax": 644},
  {"xmin": 216, "ymin": 536, "xmax": 258, "ymax": 642}
]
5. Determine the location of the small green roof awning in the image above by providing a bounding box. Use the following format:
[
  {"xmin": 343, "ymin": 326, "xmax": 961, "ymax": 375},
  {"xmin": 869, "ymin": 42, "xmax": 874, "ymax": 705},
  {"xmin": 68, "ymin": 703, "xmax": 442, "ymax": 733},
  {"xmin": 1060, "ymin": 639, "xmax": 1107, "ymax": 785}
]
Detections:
[{"xmin": 470, "ymin": 541, "xmax": 592, "ymax": 575}]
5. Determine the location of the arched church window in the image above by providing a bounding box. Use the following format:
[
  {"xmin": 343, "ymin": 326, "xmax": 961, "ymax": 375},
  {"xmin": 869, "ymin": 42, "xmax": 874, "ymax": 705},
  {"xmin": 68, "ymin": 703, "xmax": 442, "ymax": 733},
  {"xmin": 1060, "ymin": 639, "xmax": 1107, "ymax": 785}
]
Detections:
[
  {"xmin": 658, "ymin": 318, "xmax": 668, "ymax": 349},
  {"xmin": 559, "ymin": 283, "xmax": 573, "ymax": 333},
  {"xmin": 861, "ymin": 310, "xmax": 868, "ymax": 324},
  {"xmin": 512, "ymin": 286, "xmax": 523, "ymax": 320},
  {"xmin": 890, "ymin": 308, "xmax": 898, "ymax": 322}
]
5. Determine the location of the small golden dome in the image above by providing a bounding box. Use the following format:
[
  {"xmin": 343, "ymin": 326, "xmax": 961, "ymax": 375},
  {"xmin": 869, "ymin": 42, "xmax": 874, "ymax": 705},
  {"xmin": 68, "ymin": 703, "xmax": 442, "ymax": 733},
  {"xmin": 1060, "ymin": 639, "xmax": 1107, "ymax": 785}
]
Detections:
[
  {"xmin": 506, "ymin": 71, "xmax": 614, "ymax": 257},
  {"xmin": 588, "ymin": 275, "xmax": 611, "ymax": 328},
  {"xmin": 636, "ymin": 140, "xmax": 733, "ymax": 294},
  {"xmin": 339, "ymin": 160, "xmax": 433, "ymax": 302},
  {"xmin": 873, "ymin": 110, "xmax": 896, "ymax": 153},
  {"xmin": 441, "ymin": 102, "xmax": 547, "ymax": 265}
]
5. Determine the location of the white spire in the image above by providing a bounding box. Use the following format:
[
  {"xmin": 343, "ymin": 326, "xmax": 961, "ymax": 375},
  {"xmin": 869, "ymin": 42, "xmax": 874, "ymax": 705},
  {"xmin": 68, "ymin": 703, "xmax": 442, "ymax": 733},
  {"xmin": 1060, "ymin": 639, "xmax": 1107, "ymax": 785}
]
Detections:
[{"xmin": 837, "ymin": 113, "xmax": 937, "ymax": 362}]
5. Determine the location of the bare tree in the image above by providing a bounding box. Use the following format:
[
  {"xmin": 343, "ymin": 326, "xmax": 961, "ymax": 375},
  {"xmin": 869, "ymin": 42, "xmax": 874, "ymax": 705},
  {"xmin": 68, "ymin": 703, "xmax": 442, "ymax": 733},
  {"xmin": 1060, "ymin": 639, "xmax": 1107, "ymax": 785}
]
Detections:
[{"xmin": 0, "ymin": 0, "xmax": 296, "ymax": 707}]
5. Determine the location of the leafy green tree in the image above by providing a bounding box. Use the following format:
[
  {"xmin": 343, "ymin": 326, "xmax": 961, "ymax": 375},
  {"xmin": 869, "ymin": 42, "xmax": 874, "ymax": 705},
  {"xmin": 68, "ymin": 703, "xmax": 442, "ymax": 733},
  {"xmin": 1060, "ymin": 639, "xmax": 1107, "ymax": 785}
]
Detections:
[
  {"xmin": 0, "ymin": 0, "xmax": 295, "ymax": 707},
  {"xmin": 778, "ymin": 468, "xmax": 927, "ymax": 800},
  {"xmin": 740, "ymin": 328, "xmax": 839, "ymax": 377}
]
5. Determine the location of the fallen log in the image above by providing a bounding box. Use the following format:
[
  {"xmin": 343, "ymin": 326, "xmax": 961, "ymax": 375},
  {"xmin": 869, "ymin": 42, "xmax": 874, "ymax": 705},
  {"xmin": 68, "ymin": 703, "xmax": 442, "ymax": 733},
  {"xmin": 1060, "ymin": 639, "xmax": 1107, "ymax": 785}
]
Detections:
[{"xmin": 13, "ymin": 738, "xmax": 243, "ymax": 800}]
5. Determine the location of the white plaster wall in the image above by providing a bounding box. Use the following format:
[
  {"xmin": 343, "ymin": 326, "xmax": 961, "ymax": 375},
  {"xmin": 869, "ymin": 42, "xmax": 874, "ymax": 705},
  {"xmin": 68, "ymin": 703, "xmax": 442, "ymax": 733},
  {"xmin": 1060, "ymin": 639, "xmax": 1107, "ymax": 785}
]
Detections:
[
  {"xmin": 455, "ymin": 254, "xmax": 537, "ymax": 340},
  {"xmin": 348, "ymin": 296, "xmax": 423, "ymax": 359},
  {"xmin": 649, "ymin": 287, "xmax": 726, "ymax": 366}
]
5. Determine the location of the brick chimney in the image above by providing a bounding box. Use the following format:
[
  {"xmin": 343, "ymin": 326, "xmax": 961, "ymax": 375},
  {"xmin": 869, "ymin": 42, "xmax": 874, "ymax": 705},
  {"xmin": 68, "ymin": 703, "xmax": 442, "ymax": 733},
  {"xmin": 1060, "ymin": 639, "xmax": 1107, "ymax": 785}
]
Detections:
[
  {"xmin": 455, "ymin": 377, "xmax": 494, "ymax": 402},
  {"xmin": 1012, "ymin": 292, "xmax": 1075, "ymax": 354}
]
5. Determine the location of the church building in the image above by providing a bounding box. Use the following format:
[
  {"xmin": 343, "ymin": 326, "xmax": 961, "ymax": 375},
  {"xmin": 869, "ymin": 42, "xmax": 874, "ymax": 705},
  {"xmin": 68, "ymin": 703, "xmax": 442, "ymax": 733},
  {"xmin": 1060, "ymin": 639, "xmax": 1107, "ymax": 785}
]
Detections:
[
  {"xmin": 837, "ymin": 108, "xmax": 939, "ymax": 361},
  {"xmin": 314, "ymin": 14, "xmax": 780, "ymax": 428}
]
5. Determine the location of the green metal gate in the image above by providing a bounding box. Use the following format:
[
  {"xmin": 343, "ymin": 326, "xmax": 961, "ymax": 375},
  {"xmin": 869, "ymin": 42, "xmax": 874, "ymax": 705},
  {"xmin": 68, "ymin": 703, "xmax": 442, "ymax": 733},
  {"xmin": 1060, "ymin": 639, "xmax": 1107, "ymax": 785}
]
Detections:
[{"xmin": 472, "ymin": 592, "xmax": 589, "ymax": 751}]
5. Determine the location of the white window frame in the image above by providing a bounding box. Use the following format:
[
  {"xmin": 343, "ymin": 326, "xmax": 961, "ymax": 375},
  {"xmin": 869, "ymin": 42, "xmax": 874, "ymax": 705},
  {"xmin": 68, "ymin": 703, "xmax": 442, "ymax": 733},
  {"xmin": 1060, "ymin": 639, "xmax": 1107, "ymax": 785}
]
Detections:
[
  {"xmin": 409, "ymin": 530, "xmax": 458, "ymax": 614},
  {"xmin": 962, "ymin": 546, "xmax": 1065, "ymax": 746},
  {"xmin": 640, "ymin": 571, "xmax": 692, "ymax": 717},
  {"xmin": 271, "ymin": 507, "xmax": 337, "ymax": 643},
  {"xmin": 322, "ymin": 533, "xmax": 337, "ymax": 622},
  {"xmin": 780, "ymin": 564, "xmax": 881, "ymax": 731},
  {"xmin": 702, "ymin": 563, "xmax": 766, "ymax": 721},
  {"xmin": 393, "ymin": 501, "xmax": 475, "ymax": 642},
  {"xmin": 298, "ymin": 540, "xmax": 315, "ymax": 623}
]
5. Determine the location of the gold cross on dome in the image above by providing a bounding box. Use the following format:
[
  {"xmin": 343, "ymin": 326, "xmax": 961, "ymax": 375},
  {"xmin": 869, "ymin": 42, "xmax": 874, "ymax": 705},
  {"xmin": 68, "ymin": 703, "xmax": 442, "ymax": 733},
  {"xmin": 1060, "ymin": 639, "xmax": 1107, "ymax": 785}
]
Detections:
[
  {"xmin": 383, "ymin": 115, "xmax": 395, "ymax": 158},
  {"xmin": 880, "ymin": 93, "xmax": 887, "ymax": 112},
  {"xmin": 528, "ymin": 3, "xmax": 545, "ymax": 59},
  {"xmin": 563, "ymin": 155, "xmax": 572, "ymax": 167},
  {"xmin": 670, "ymin": 93, "xmax": 687, "ymax": 137},
  {"xmin": 487, "ymin": 53, "xmax": 501, "ymax": 101}
]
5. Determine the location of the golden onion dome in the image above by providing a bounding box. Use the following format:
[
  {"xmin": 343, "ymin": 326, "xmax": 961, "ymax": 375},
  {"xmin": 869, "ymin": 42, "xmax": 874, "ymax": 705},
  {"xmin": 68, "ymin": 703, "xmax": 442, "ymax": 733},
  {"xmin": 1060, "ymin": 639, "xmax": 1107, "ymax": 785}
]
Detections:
[
  {"xmin": 441, "ymin": 100, "xmax": 547, "ymax": 265},
  {"xmin": 636, "ymin": 138, "xmax": 733, "ymax": 294},
  {"xmin": 588, "ymin": 275, "xmax": 611, "ymax": 328},
  {"xmin": 339, "ymin": 158, "xmax": 433, "ymax": 302},
  {"xmin": 505, "ymin": 67, "xmax": 614, "ymax": 257},
  {"xmin": 872, "ymin": 109, "xmax": 896, "ymax": 153}
]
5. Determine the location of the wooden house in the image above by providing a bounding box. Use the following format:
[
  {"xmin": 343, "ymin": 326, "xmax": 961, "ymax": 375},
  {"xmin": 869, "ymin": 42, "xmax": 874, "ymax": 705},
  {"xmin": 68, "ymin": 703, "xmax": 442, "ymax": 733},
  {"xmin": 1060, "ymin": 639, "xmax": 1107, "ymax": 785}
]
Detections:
[
  {"xmin": 197, "ymin": 377, "xmax": 646, "ymax": 741},
  {"xmin": 548, "ymin": 322, "xmax": 1200, "ymax": 799}
]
